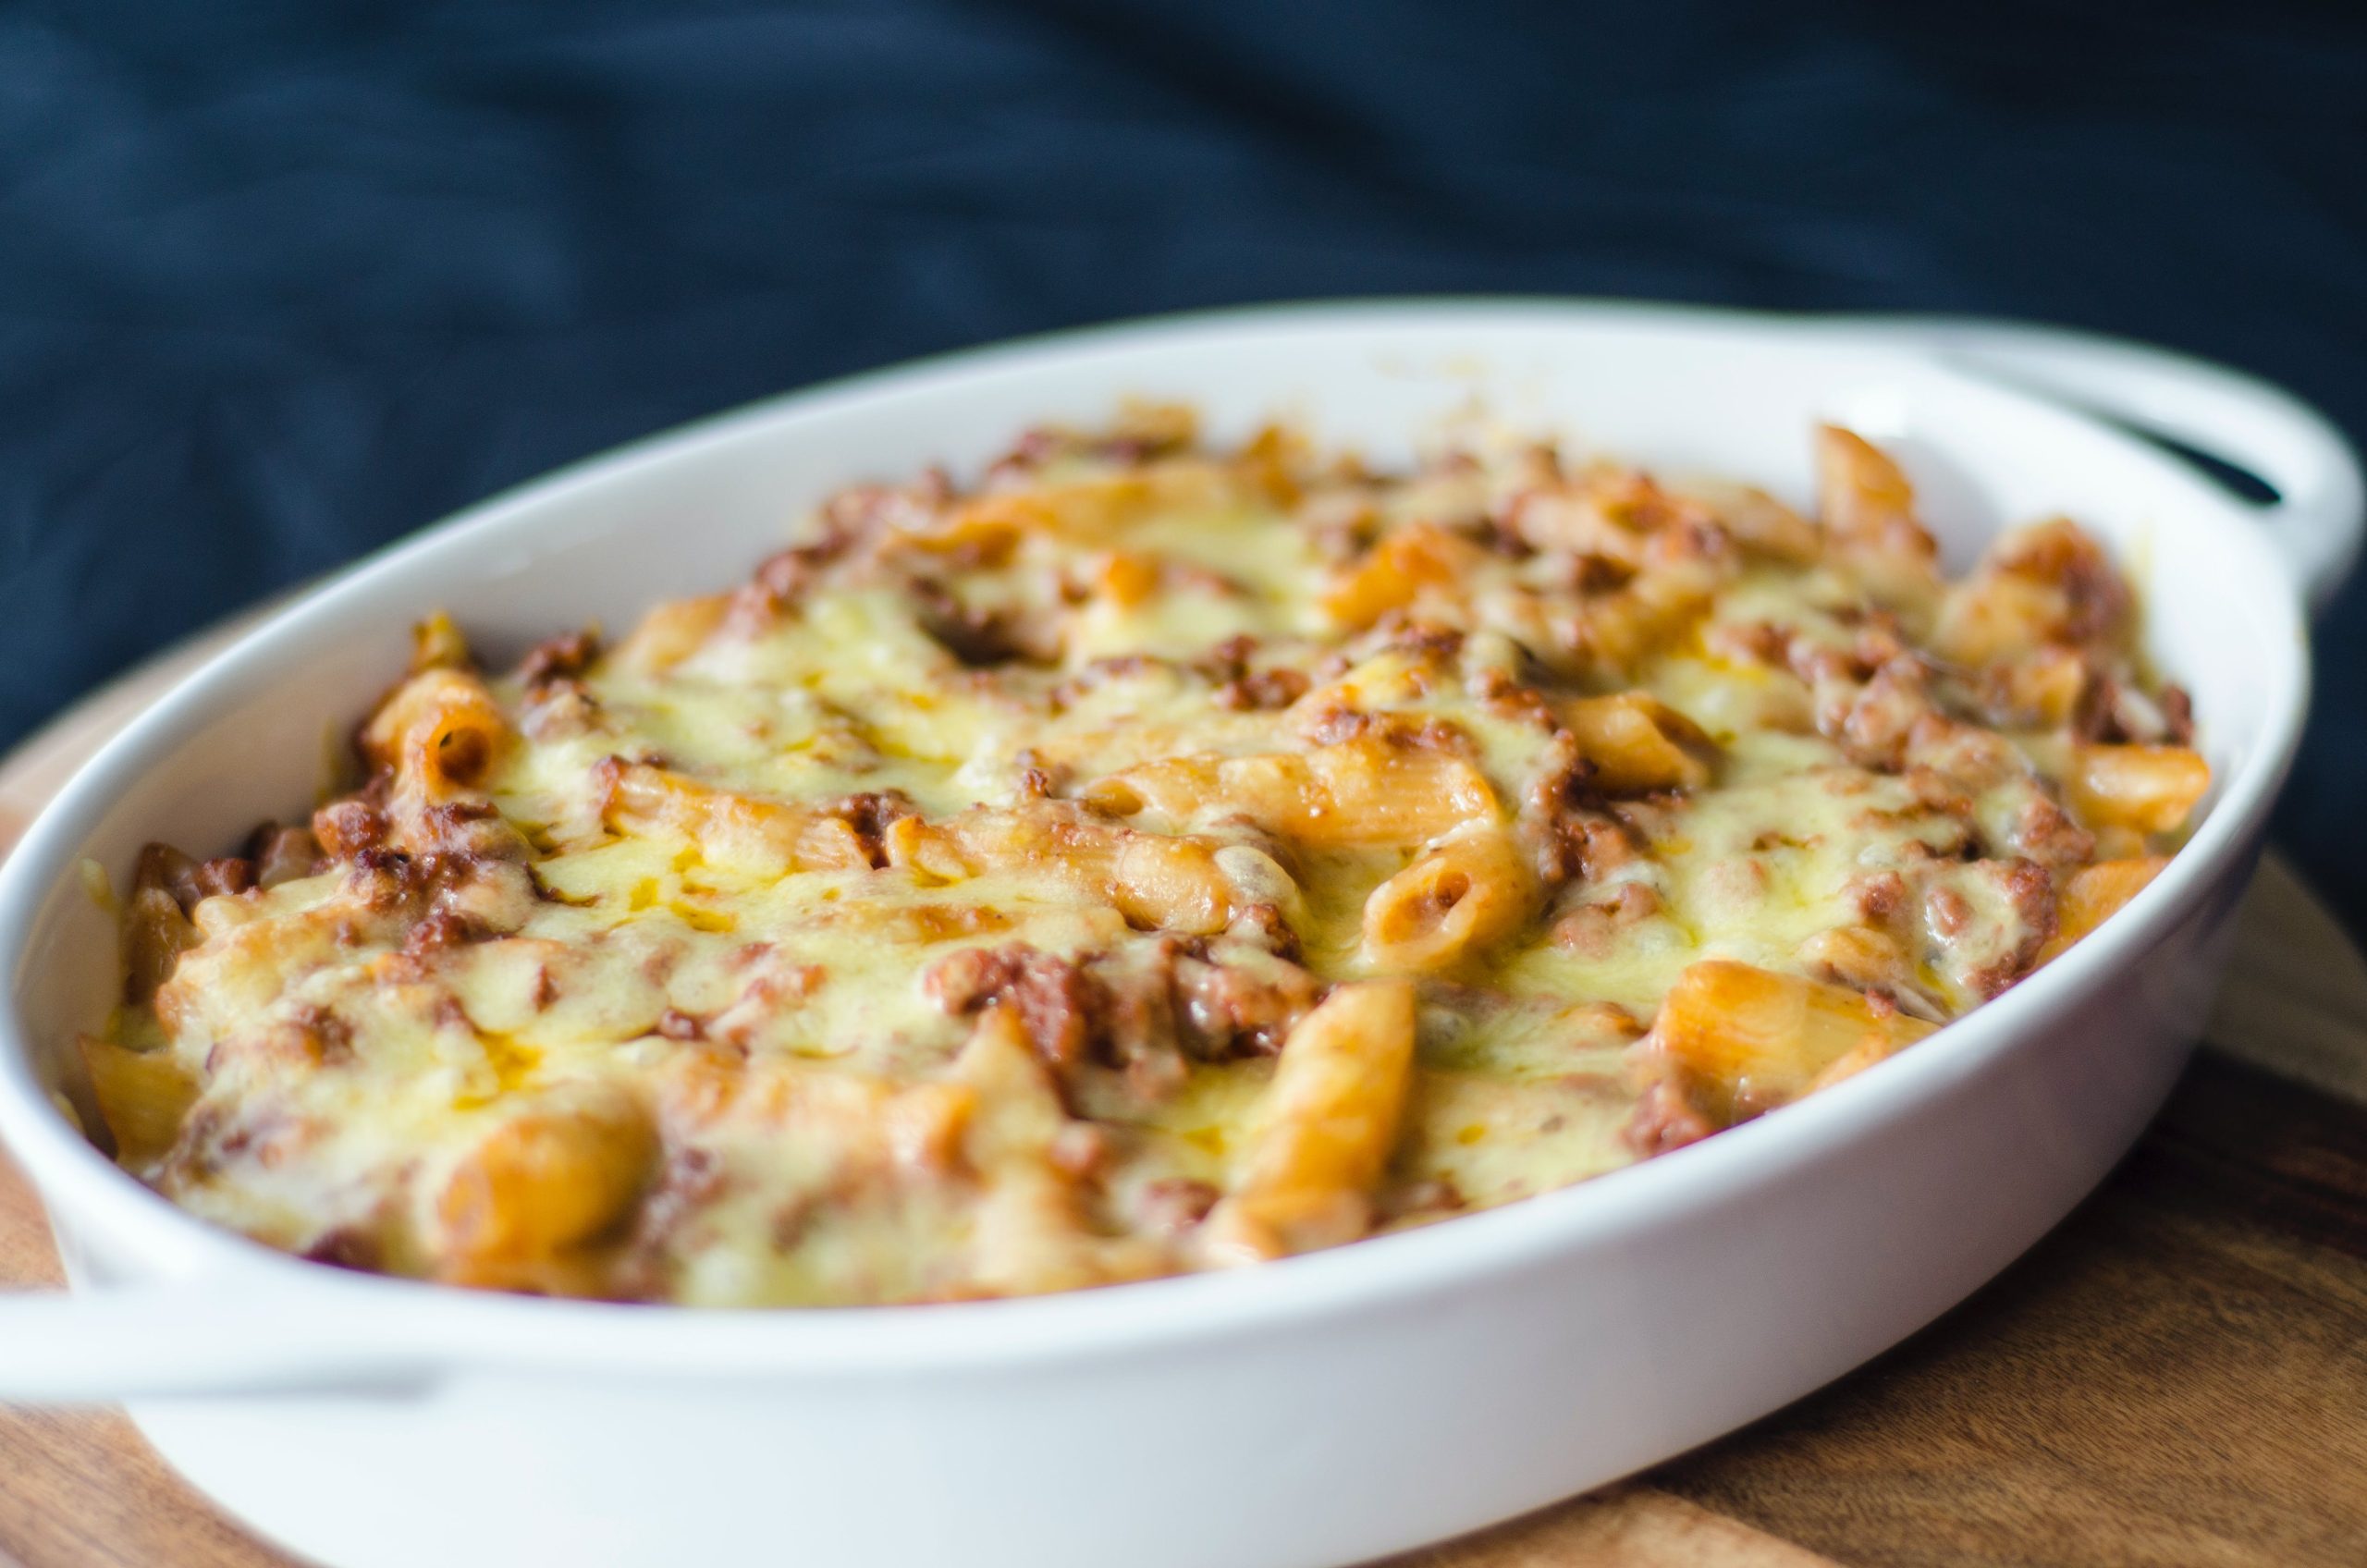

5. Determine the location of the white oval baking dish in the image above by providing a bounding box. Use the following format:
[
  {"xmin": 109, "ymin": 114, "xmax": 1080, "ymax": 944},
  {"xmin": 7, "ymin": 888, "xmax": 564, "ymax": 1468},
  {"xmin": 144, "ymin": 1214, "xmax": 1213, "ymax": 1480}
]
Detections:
[{"xmin": 0, "ymin": 301, "xmax": 2355, "ymax": 1568}]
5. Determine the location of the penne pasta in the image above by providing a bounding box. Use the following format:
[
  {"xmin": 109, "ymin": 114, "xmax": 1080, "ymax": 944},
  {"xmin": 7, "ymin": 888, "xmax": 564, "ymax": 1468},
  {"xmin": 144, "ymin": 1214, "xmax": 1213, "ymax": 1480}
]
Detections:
[
  {"xmin": 1321, "ymin": 523, "xmax": 1486, "ymax": 630},
  {"xmin": 954, "ymin": 1007, "xmax": 1162, "ymax": 1292},
  {"xmin": 610, "ymin": 592, "xmax": 730, "ymax": 675},
  {"xmin": 1084, "ymin": 734, "xmax": 1499, "ymax": 848},
  {"xmin": 78, "ymin": 1035, "xmax": 199, "ymax": 1170},
  {"xmin": 1359, "ymin": 826, "xmax": 1534, "ymax": 974},
  {"xmin": 1648, "ymin": 960, "xmax": 1937, "ymax": 1127},
  {"xmin": 1813, "ymin": 424, "xmax": 1941, "ymax": 605},
  {"xmin": 364, "ymin": 666, "xmax": 510, "ymax": 802},
  {"xmin": 597, "ymin": 760, "xmax": 871, "ymax": 878},
  {"xmin": 1814, "ymin": 424, "xmax": 1932, "ymax": 557},
  {"xmin": 90, "ymin": 410, "xmax": 2201, "ymax": 1307},
  {"xmin": 886, "ymin": 807, "xmax": 1242, "ymax": 935},
  {"xmin": 1205, "ymin": 979, "xmax": 1418, "ymax": 1261},
  {"xmin": 2065, "ymin": 744, "xmax": 2210, "ymax": 836},
  {"xmin": 1556, "ymin": 692, "xmax": 1716, "ymax": 793},
  {"xmin": 432, "ymin": 1081, "xmax": 657, "ymax": 1283},
  {"xmin": 1933, "ymin": 518, "xmax": 2132, "ymax": 668},
  {"xmin": 937, "ymin": 464, "xmax": 1237, "ymax": 546},
  {"xmin": 2035, "ymin": 857, "xmax": 2167, "ymax": 964}
]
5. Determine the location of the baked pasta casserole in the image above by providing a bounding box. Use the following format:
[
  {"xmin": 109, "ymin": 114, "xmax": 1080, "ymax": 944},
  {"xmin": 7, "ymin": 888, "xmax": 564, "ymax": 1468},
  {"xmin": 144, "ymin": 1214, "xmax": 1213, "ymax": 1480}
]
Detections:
[{"xmin": 83, "ymin": 408, "xmax": 2208, "ymax": 1306}]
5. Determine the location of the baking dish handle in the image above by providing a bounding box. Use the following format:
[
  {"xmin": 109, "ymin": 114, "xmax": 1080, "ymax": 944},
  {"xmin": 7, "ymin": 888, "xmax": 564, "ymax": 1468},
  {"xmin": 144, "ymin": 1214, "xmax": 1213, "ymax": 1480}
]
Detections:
[
  {"xmin": 0, "ymin": 1286, "xmax": 427, "ymax": 1402},
  {"xmin": 1849, "ymin": 316, "xmax": 2366, "ymax": 615}
]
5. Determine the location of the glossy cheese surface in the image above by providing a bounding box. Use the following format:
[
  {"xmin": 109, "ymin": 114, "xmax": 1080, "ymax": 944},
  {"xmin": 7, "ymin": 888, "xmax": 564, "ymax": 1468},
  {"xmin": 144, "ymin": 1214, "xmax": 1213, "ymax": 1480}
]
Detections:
[{"xmin": 91, "ymin": 410, "xmax": 2205, "ymax": 1305}]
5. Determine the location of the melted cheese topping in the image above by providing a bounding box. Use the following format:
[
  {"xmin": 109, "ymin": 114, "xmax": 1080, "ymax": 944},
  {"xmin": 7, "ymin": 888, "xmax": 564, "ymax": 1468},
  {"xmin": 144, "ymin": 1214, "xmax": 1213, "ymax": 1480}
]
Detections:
[{"xmin": 92, "ymin": 409, "xmax": 2205, "ymax": 1306}]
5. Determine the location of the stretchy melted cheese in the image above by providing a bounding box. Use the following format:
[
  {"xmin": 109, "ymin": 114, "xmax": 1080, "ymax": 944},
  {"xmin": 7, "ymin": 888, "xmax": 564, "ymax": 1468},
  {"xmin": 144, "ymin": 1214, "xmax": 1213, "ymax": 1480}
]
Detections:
[{"xmin": 89, "ymin": 410, "xmax": 2206, "ymax": 1305}]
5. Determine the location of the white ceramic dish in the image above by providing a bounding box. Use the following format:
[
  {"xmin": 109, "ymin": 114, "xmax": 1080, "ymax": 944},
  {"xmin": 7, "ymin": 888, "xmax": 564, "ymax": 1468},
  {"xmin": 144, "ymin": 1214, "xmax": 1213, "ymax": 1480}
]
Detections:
[{"xmin": 0, "ymin": 301, "xmax": 2355, "ymax": 1568}]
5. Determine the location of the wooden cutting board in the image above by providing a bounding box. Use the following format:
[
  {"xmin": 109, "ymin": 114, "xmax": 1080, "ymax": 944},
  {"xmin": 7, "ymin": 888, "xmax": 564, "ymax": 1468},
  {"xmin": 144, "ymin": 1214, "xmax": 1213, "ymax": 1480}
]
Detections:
[{"xmin": 1, "ymin": 623, "xmax": 2361, "ymax": 1568}]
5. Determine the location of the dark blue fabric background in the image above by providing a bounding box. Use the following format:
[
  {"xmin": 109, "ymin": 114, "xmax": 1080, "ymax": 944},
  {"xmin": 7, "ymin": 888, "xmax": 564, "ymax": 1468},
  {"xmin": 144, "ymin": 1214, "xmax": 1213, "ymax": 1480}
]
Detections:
[{"xmin": 5, "ymin": 1, "xmax": 2364, "ymax": 913}]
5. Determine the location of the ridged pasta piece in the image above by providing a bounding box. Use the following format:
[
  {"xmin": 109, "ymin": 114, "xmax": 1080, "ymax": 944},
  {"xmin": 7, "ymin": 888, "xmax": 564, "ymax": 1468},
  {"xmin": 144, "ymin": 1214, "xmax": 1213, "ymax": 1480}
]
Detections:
[
  {"xmin": 935, "ymin": 464, "xmax": 1238, "ymax": 546},
  {"xmin": 1935, "ymin": 570, "xmax": 2068, "ymax": 670},
  {"xmin": 1556, "ymin": 692, "xmax": 1716, "ymax": 793},
  {"xmin": 430, "ymin": 1081, "xmax": 657, "ymax": 1285},
  {"xmin": 1814, "ymin": 425, "xmax": 1940, "ymax": 602},
  {"xmin": 1568, "ymin": 582, "xmax": 1717, "ymax": 671},
  {"xmin": 78, "ymin": 1035, "xmax": 199, "ymax": 1170},
  {"xmin": 1359, "ymin": 826, "xmax": 1534, "ymax": 974},
  {"xmin": 609, "ymin": 592, "xmax": 730, "ymax": 676},
  {"xmin": 1792, "ymin": 924, "xmax": 1918, "ymax": 998},
  {"xmin": 1932, "ymin": 518, "xmax": 2131, "ymax": 668},
  {"xmin": 362, "ymin": 666, "xmax": 509, "ymax": 802},
  {"xmin": 2065, "ymin": 745, "xmax": 2210, "ymax": 836},
  {"xmin": 1815, "ymin": 426, "xmax": 1931, "ymax": 552},
  {"xmin": 955, "ymin": 1006, "xmax": 1162, "ymax": 1294},
  {"xmin": 1320, "ymin": 523, "xmax": 1485, "ymax": 630},
  {"xmin": 2035, "ymin": 857, "xmax": 2167, "ymax": 964},
  {"xmin": 1985, "ymin": 645, "xmax": 2091, "ymax": 728},
  {"xmin": 1649, "ymin": 960, "xmax": 1937, "ymax": 1127},
  {"xmin": 596, "ymin": 760, "xmax": 871, "ymax": 878},
  {"xmin": 1687, "ymin": 483, "xmax": 1821, "ymax": 563},
  {"xmin": 1084, "ymin": 734, "xmax": 1498, "ymax": 848},
  {"xmin": 884, "ymin": 807, "xmax": 1243, "ymax": 936},
  {"xmin": 1204, "ymin": 978, "xmax": 1418, "ymax": 1261}
]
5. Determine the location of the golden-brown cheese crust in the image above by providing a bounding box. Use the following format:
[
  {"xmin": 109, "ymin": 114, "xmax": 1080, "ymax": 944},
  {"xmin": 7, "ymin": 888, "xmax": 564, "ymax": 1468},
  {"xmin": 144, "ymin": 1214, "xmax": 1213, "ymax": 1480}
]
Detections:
[{"xmin": 90, "ymin": 411, "xmax": 2208, "ymax": 1306}]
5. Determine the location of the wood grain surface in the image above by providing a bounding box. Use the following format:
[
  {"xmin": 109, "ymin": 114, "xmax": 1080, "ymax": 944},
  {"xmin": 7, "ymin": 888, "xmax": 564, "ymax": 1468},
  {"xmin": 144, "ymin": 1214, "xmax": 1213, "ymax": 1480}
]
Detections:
[{"xmin": 0, "ymin": 631, "xmax": 2361, "ymax": 1568}]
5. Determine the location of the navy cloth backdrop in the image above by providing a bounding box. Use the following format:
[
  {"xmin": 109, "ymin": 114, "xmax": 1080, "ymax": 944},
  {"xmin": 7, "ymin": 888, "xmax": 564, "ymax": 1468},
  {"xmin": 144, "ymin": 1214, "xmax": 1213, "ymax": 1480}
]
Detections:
[{"xmin": 5, "ymin": 0, "xmax": 2366, "ymax": 915}]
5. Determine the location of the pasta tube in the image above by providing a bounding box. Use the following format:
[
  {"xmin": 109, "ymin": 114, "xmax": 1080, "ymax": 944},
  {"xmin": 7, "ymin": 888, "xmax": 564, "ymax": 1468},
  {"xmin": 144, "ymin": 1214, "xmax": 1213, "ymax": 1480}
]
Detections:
[
  {"xmin": 1205, "ymin": 979, "xmax": 1418, "ymax": 1261},
  {"xmin": 1650, "ymin": 960, "xmax": 1936, "ymax": 1126}
]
